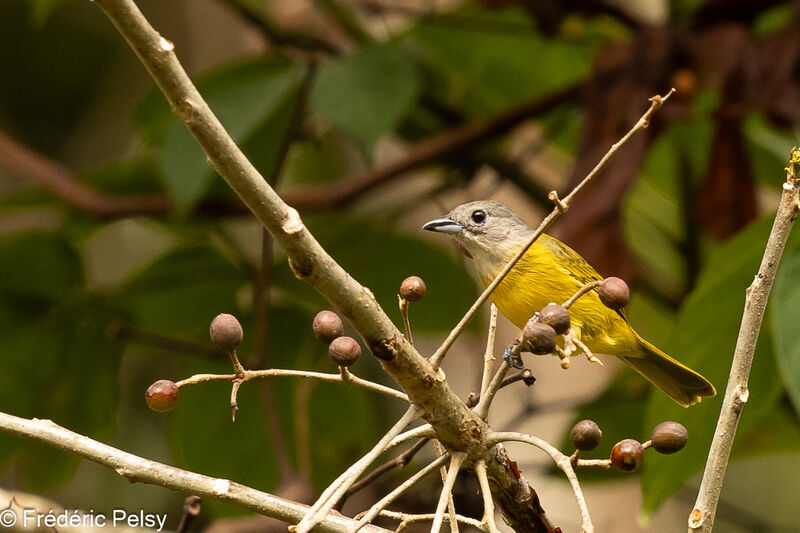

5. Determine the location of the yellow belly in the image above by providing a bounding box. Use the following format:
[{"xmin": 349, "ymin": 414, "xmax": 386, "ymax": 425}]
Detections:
[{"xmin": 480, "ymin": 242, "xmax": 642, "ymax": 357}]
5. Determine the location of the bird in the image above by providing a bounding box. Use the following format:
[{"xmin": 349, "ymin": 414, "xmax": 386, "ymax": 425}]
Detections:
[{"xmin": 423, "ymin": 200, "xmax": 716, "ymax": 407}]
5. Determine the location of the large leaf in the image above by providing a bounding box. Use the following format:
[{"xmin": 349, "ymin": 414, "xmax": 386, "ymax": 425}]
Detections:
[
  {"xmin": 0, "ymin": 232, "xmax": 83, "ymax": 306},
  {"xmin": 310, "ymin": 45, "xmax": 420, "ymax": 145},
  {"xmin": 771, "ymin": 248, "xmax": 800, "ymax": 413},
  {"xmin": 121, "ymin": 246, "xmax": 245, "ymax": 338},
  {"xmin": 641, "ymin": 216, "xmax": 793, "ymax": 516},
  {"xmin": 403, "ymin": 6, "xmax": 597, "ymax": 115},
  {"xmin": 139, "ymin": 59, "xmax": 306, "ymax": 211},
  {"xmin": 0, "ymin": 298, "xmax": 124, "ymax": 489},
  {"xmin": 0, "ymin": 1, "xmax": 118, "ymax": 154}
]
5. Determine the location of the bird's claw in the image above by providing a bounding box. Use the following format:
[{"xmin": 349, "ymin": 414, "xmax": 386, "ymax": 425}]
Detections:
[{"xmin": 503, "ymin": 346, "xmax": 524, "ymax": 369}]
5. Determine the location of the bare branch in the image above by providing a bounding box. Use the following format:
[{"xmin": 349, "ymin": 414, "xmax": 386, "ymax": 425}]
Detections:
[
  {"xmin": 293, "ymin": 406, "xmax": 421, "ymax": 533},
  {"xmin": 430, "ymin": 452, "xmax": 466, "ymax": 533},
  {"xmin": 0, "ymin": 412, "xmax": 388, "ymax": 533},
  {"xmin": 175, "ymin": 367, "xmax": 409, "ymax": 403},
  {"xmin": 475, "ymin": 460, "xmax": 501, "ymax": 533},
  {"xmin": 489, "ymin": 432, "xmax": 594, "ymax": 533},
  {"xmin": 376, "ymin": 510, "xmax": 486, "ymax": 531},
  {"xmin": 689, "ymin": 149, "xmax": 800, "ymax": 532},
  {"xmin": 480, "ymin": 304, "xmax": 499, "ymax": 397},
  {"xmin": 353, "ymin": 453, "xmax": 451, "ymax": 533}
]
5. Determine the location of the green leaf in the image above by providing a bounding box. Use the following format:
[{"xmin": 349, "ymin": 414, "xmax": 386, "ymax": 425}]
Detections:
[
  {"xmin": 0, "ymin": 298, "xmax": 124, "ymax": 489},
  {"xmin": 29, "ymin": 0, "xmax": 68, "ymax": 26},
  {"xmin": 0, "ymin": 2, "xmax": 119, "ymax": 154},
  {"xmin": 79, "ymin": 158, "xmax": 164, "ymax": 196},
  {"xmin": 0, "ymin": 232, "xmax": 82, "ymax": 305},
  {"xmin": 121, "ymin": 246, "xmax": 245, "ymax": 338},
  {"xmin": 310, "ymin": 45, "xmax": 420, "ymax": 145},
  {"xmin": 146, "ymin": 59, "xmax": 306, "ymax": 211},
  {"xmin": 281, "ymin": 131, "xmax": 363, "ymax": 186},
  {"xmin": 772, "ymin": 249, "xmax": 800, "ymax": 413},
  {"xmin": 641, "ymin": 216, "xmax": 791, "ymax": 516},
  {"xmin": 403, "ymin": 7, "xmax": 595, "ymax": 115}
]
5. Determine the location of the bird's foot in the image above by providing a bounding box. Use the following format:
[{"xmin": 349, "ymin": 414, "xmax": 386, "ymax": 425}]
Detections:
[{"xmin": 503, "ymin": 345, "xmax": 524, "ymax": 369}]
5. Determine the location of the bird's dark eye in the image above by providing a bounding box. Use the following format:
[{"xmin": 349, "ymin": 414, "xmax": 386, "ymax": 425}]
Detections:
[{"xmin": 471, "ymin": 209, "xmax": 487, "ymax": 225}]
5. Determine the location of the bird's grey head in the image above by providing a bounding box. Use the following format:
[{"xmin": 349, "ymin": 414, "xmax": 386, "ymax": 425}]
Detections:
[{"xmin": 422, "ymin": 201, "xmax": 532, "ymax": 260}]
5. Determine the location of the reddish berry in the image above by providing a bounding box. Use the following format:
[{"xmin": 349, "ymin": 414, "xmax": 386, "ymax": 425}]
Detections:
[
  {"xmin": 400, "ymin": 276, "xmax": 426, "ymax": 302},
  {"xmin": 146, "ymin": 380, "xmax": 179, "ymax": 413},
  {"xmin": 610, "ymin": 439, "xmax": 644, "ymax": 472}
]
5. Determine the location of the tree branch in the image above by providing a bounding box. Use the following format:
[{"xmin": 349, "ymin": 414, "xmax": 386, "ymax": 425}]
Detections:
[
  {"xmin": 0, "ymin": 128, "xmax": 172, "ymax": 216},
  {"xmin": 280, "ymin": 81, "xmax": 583, "ymax": 210},
  {"xmin": 0, "ymin": 412, "xmax": 388, "ymax": 533},
  {"xmin": 688, "ymin": 149, "xmax": 800, "ymax": 532},
  {"xmin": 75, "ymin": 3, "xmax": 674, "ymax": 532}
]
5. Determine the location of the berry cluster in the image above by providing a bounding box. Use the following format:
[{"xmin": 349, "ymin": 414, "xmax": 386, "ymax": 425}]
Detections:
[{"xmin": 569, "ymin": 418, "xmax": 689, "ymax": 472}]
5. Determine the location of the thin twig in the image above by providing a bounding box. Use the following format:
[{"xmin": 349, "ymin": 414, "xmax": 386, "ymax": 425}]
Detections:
[
  {"xmin": 468, "ymin": 369, "xmax": 535, "ymax": 408},
  {"xmin": 399, "ymin": 297, "xmax": 414, "ymax": 345},
  {"xmin": 376, "ymin": 510, "xmax": 486, "ymax": 531},
  {"xmin": 339, "ymin": 438, "xmax": 430, "ymax": 508},
  {"xmin": 175, "ymin": 368, "xmax": 408, "ymax": 402},
  {"xmin": 432, "ymin": 440, "xmax": 460, "ymax": 533},
  {"xmin": 352, "ymin": 453, "xmax": 451, "ymax": 533},
  {"xmin": 562, "ymin": 280, "xmax": 602, "ymax": 309},
  {"xmin": 480, "ymin": 304, "xmax": 499, "ymax": 397},
  {"xmin": 0, "ymin": 412, "xmax": 389, "ymax": 533},
  {"xmin": 488, "ymin": 432, "xmax": 594, "ymax": 533},
  {"xmin": 474, "ymin": 460, "xmax": 501, "ymax": 533},
  {"xmin": 474, "ymin": 360, "xmax": 514, "ymax": 419},
  {"xmin": 293, "ymin": 406, "xmax": 421, "ymax": 533},
  {"xmin": 689, "ymin": 149, "xmax": 800, "ymax": 532},
  {"xmin": 176, "ymin": 495, "xmax": 202, "ymax": 533},
  {"xmin": 429, "ymin": 90, "xmax": 675, "ymax": 369},
  {"xmin": 430, "ymin": 452, "xmax": 466, "ymax": 533},
  {"xmin": 388, "ymin": 424, "xmax": 435, "ymax": 448}
]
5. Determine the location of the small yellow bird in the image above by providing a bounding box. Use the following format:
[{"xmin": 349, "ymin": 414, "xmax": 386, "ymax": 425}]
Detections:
[{"xmin": 423, "ymin": 201, "xmax": 716, "ymax": 407}]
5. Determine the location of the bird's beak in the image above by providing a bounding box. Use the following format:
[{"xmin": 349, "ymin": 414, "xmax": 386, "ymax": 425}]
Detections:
[{"xmin": 422, "ymin": 216, "xmax": 463, "ymax": 234}]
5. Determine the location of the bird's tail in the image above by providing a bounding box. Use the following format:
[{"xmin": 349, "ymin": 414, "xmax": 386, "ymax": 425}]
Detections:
[{"xmin": 619, "ymin": 334, "xmax": 716, "ymax": 407}]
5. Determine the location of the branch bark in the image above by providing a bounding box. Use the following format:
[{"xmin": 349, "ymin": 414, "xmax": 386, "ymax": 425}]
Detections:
[
  {"xmin": 88, "ymin": 1, "xmax": 556, "ymax": 530},
  {"xmin": 0, "ymin": 412, "xmax": 388, "ymax": 533},
  {"xmin": 688, "ymin": 149, "xmax": 800, "ymax": 532}
]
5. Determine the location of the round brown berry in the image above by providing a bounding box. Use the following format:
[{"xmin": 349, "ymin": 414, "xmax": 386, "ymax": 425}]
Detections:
[
  {"xmin": 312, "ymin": 310, "xmax": 344, "ymax": 344},
  {"xmin": 651, "ymin": 421, "xmax": 688, "ymax": 454},
  {"xmin": 209, "ymin": 313, "xmax": 243, "ymax": 350},
  {"xmin": 540, "ymin": 304, "xmax": 571, "ymax": 335},
  {"xmin": 400, "ymin": 276, "xmax": 426, "ymax": 302},
  {"xmin": 599, "ymin": 277, "xmax": 630, "ymax": 310},
  {"xmin": 522, "ymin": 321, "xmax": 557, "ymax": 355},
  {"xmin": 329, "ymin": 336, "xmax": 361, "ymax": 367},
  {"xmin": 570, "ymin": 419, "xmax": 602, "ymax": 451},
  {"xmin": 610, "ymin": 439, "xmax": 644, "ymax": 472},
  {"xmin": 146, "ymin": 380, "xmax": 179, "ymax": 413}
]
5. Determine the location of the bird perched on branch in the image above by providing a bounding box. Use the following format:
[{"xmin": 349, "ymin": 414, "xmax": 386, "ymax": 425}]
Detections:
[{"xmin": 423, "ymin": 201, "xmax": 715, "ymax": 407}]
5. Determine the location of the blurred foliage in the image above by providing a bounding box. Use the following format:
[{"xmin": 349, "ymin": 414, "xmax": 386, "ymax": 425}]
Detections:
[{"xmin": 1, "ymin": 0, "xmax": 800, "ymax": 528}]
